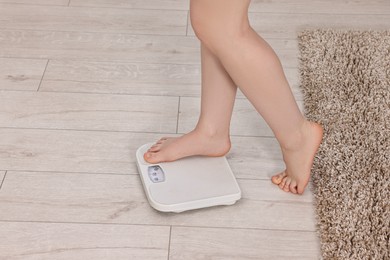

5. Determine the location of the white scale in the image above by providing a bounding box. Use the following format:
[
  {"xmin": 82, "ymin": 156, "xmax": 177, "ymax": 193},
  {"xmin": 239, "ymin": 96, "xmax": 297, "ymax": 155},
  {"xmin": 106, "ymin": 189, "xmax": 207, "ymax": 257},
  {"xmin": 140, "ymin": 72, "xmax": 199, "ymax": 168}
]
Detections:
[{"xmin": 136, "ymin": 143, "xmax": 241, "ymax": 213}]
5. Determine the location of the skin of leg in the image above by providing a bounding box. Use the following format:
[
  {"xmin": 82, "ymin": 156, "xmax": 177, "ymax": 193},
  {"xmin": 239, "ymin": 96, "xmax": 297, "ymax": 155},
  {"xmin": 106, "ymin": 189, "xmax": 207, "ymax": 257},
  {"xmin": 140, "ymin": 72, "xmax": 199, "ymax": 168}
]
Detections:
[
  {"xmin": 143, "ymin": 42, "xmax": 238, "ymax": 163},
  {"xmin": 190, "ymin": 0, "xmax": 323, "ymax": 194},
  {"xmin": 197, "ymin": 43, "xmax": 238, "ymax": 136}
]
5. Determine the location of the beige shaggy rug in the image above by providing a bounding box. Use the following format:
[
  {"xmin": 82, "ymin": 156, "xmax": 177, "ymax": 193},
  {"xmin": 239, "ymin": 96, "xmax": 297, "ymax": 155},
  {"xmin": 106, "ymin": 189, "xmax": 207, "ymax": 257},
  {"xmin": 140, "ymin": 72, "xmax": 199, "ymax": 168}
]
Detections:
[{"xmin": 298, "ymin": 29, "xmax": 389, "ymax": 259}]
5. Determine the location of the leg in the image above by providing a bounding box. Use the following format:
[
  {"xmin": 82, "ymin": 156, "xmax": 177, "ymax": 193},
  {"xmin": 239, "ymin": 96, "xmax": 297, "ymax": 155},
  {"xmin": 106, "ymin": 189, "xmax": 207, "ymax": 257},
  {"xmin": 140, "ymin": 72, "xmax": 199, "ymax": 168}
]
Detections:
[
  {"xmin": 190, "ymin": 0, "xmax": 323, "ymax": 194},
  {"xmin": 144, "ymin": 43, "xmax": 237, "ymax": 163}
]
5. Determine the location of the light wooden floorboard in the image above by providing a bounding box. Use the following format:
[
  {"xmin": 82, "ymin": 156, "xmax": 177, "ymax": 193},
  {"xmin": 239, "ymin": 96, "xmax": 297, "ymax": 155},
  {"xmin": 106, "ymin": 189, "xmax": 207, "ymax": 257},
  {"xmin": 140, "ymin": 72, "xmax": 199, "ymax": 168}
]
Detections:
[
  {"xmin": 0, "ymin": 30, "xmax": 297, "ymax": 66},
  {"xmin": 40, "ymin": 59, "xmax": 202, "ymax": 97},
  {"xmin": 249, "ymin": 0, "xmax": 390, "ymax": 15},
  {"xmin": 0, "ymin": 221, "xmax": 170, "ymax": 260},
  {"xmin": 0, "ymin": 4, "xmax": 188, "ymax": 36},
  {"xmin": 228, "ymin": 136, "xmax": 285, "ymax": 180},
  {"xmin": 7, "ymin": 0, "xmax": 385, "ymax": 15},
  {"xmin": 0, "ymin": 171, "xmax": 5, "ymax": 189},
  {"xmin": 170, "ymin": 226, "xmax": 320, "ymax": 260},
  {"xmin": 0, "ymin": 171, "xmax": 315, "ymax": 231},
  {"xmin": 38, "ymin": 60, "xmax": 300, "ymax": 99},
  {"xmin": 0, "ymin": 58, "xmax": 47, "ymax": 91},
  {"xmin": 70, "ymin": 0, "xmax": 190, "ymax": 11},
  {"xmin": 178, "ymin": 97, "xmax": 305, "ymax": 136},
  {"xmin": 0, "ymin": 0, "xmax": 388, "ymax": 259},
  {"xmin": 0, "ymin": 0, "xmax": 68, "ymax": 5},
  {"xmin": 187, "ymin": 12, "xmax": 390, "ymax": 38},
  {"xmin": 0, "ymin": 128, "xmax": 287, "ymax": 179},
  {"xmin": 247, "ymin": 12, "xmax": 390, "ymax": 39},
  {"xmin": 0, "ymin": 90, "xmax": 179, "ymax": 133},
  {"xmin": 0, "ymin": 128, "xmax": 159, "ymax": 174},
  {"xmin": 0, "ymin": 30, "xmax": 199, "ymax": 64}
]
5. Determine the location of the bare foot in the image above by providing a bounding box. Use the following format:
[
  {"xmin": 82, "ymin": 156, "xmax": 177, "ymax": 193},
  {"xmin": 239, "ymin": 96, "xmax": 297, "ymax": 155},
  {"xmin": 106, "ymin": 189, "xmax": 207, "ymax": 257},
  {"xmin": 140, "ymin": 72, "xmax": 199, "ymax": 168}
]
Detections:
[
  {"xmin": 271, "ymin": 120, "xmax": 323, "ymax": 194},
  {"xmin": 143, "ymin": 129, "xmax": 231, "ymax": 164}
]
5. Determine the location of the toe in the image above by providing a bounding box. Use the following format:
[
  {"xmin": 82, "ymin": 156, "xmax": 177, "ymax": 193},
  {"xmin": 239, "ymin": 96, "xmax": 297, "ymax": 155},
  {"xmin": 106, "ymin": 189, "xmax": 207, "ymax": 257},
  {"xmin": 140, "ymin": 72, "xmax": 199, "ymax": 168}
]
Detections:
[
  {"xmin": 144, "ymin": 151, "xmax": 162, "ymax": 164},
  {"xmin": 278, "ymin": 176, "xmax": 287, "ymax": 191},
  {"xmin": 148, "ymin": 144, "xmax": 161, "ymax": 152},
  {"xmin": 297, "ymin": 183, "xmax": 306, "ymax": 195},
  {"xmin": 157, "ymin": 137, "xmax": 168, "ymax": 144},
  {"xmin": 143, "ymin": 151, "xmax": 153, "ymax": 162},
  {"xmin": 272, "ymin": 171, "xmax": 286, "ymax": 185},
  {"xmin": 283, "ymin": 177, "xmax": 291, "ymax": 192},
  {"xmin": 289, "ymin": 180, "xmax": 298, "ymax": 194}
]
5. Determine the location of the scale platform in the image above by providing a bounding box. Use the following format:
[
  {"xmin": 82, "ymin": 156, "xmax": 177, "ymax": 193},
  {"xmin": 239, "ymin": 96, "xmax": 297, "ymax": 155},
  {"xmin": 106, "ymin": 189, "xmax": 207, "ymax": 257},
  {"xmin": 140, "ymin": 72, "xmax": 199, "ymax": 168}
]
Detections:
[{"xmin": 136, "ymin": 143, "xmax": 241, "ymax": 213}]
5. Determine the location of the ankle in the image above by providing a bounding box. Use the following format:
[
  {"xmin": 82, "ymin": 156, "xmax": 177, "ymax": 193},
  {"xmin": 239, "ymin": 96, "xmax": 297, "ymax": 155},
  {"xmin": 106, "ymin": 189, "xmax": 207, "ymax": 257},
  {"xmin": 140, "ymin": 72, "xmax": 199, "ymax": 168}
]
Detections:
[
  {"xmin": 194, "ymin": 124, "xmax": 230, "ymax": 140},
  {"xmin": 279, "ymin": 120, "xmax": 309, "ymax": 151},
  {"xmin": 191, "ymin": 126, "xmax": 232, "ymax": 155}
]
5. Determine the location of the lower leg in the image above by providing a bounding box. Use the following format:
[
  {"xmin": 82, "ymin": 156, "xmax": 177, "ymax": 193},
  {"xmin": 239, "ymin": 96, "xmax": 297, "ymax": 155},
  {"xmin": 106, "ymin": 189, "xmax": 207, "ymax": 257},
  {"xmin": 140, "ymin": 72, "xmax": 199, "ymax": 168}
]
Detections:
[
  {"xmin": 220, "ymin": 35, "xmax": 322, "ymax": 194},
  {"xmin": 190, "ymin": 0, "xmax": 323, "ymax": 194},
  {"xmin": 192, "ymin": 0, "xmax": 304, "ymax": 148},
  {"xmin": 144, "ymin": 43, "xmax": 237, "ymax": 163},
  {"xmin": 196, "ymin": 43, "xmax": 237, "ymax": 136}
]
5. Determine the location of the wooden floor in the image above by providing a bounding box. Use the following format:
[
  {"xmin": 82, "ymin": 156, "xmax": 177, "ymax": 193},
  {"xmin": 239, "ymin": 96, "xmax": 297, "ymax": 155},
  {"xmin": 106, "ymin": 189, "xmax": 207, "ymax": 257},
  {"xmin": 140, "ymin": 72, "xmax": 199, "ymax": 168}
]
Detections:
[{"xmin": 0, "ymin": 1, "xmax": 388, "ymax": 259}]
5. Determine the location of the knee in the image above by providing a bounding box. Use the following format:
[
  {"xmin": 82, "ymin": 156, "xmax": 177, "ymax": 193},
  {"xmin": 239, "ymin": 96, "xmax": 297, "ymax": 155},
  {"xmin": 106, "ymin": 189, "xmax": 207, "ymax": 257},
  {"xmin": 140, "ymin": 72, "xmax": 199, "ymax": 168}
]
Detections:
[
  {"xmin": 189, "ymin": 0, "xmax": 251, "ymax": 53},
  {"xmin": 189, "ymin": 4, "xmax": 210, "ymax": 44}
]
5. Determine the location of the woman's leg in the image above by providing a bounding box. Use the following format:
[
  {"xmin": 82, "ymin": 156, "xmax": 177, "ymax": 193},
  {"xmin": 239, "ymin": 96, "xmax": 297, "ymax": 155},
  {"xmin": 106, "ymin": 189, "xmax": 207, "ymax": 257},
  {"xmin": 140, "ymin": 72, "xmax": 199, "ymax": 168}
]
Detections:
[
  {"xmin": 144, "ymin": 42, "xmax": 237, "ymax": 163},
  {"xmin": 189, "ymin": 0, "xmax": 323, "ymax": 194}
]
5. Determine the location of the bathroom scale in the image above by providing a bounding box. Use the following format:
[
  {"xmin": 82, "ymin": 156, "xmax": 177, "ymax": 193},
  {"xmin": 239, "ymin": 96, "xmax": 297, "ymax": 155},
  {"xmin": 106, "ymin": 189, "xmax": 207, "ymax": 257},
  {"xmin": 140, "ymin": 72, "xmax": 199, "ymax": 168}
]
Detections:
[{"xmin": 136, "ymin": 143, "xmax": 241, "ymax": 213}]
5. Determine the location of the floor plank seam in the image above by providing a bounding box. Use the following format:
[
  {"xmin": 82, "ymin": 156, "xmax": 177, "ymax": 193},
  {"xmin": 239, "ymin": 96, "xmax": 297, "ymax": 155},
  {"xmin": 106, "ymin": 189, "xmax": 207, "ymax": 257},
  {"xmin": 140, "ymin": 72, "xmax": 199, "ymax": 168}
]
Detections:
[
  {"xmin": 247, "ymin": 11, "xmax": 390, "ymax": 16},
  {"xmin": 0, "ymin": 56, "xmax": 298, "ymax": 69},
  {"xmin": 0, "ymin": 126, "xmax": 179, "ymax": 135},
  {"xmin": 0, "ymin": 169, "xmax": 277, "ymax": 182},
  {"xmin": 3, "ymin": 88, "xmax": 189, "ymax": 99},
  {"xmin": 0, "ymin": 56, "xmax": 49, "ymax": 61},
  {"xmin": 237, "ymin": 197, "xmax": 314, "ymax": 205},
  {"xmin": 0, "ymin": 171, "xmax": 6, "ymax": 190},
  {"xmin": 0, "ymin": 3, "xmax": 388, "ymax": 15},
  {"xmin": 0, "ymin": 55, "xmax": 207, "ymax": 66},
  {"xmin": 186, "ymin": 10, "xmax": 190, "ymax": 36},
  {"xmin": 0, "ymin": 86, "xmax": 303, "ymax": 101},
  {"xmin": 0, "ymin": 126, "xmax": 280, "ymax": 139},
  {"xmin": 0, "ymin": 2, "xmax": 66, "ymax": 7},
  {"xmin": 0, "ymin": 27, "xmax": 188, "ymax": 37},
  {"xmin": 37, "ymin": 59, "xmax": 49, "ymax": 92},
  {"xmin": 0, "ymin": 219, "xmax": 317, "ymax": 233},
  {"xmin": 167, "ymin": 226, "xmax": 172, "ymax": 260},
  {"xmin": 0, "ymin": 169, "xmax": 279, "ymax": 183},
  {"xmin": 0, "ymin": 3, "xmax": 191, "ymax": 13},
  {"xmin": 1, "ymin": 169, "xmax": 138, "ymax": 176},
  {"xmin": 0, "ymin": 219, "xmax": 170, "ymax": 228},
  {"xmin": 176, "ymin": 96, "xmax": 181, "ymax": 134},
  {"xmin": 3, "ymin": 169, "xmax": 310, "ymax": 183},
  {"xmin": 170, "ymin": 224, "xmax": 318, "ymax": 233},
  {"xmin": 0, "ymin": 57, "xmax": 208, "ymax": 67},
  {"xmin": 70, "ymin": 6, "xmax": 191, "ymax": 13},
  {"xmin": 0, "ymin": 27, "xmax": 301, "ymax": 41},
  {"xmin": 0, "ymin": 88, "xmax": 302, "ymax": 101}
]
